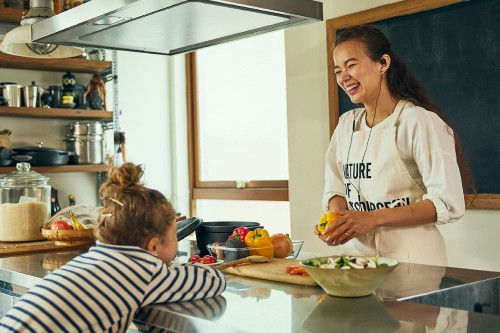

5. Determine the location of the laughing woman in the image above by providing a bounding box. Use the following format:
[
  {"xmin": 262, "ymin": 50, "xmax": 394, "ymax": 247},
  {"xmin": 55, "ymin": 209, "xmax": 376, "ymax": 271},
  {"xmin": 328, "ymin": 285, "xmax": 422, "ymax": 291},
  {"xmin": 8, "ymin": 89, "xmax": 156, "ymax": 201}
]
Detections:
[{"xmin": 318, "ymin": 24, "xmax": 473, "ymax": 265}]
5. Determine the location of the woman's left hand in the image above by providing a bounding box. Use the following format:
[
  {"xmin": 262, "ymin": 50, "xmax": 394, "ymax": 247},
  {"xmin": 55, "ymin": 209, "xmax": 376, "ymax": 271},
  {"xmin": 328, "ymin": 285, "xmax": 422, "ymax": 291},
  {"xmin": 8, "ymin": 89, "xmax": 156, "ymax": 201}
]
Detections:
[{"xmin": 322, "ymin": 209, "xmax": 378, "ymax": 246}]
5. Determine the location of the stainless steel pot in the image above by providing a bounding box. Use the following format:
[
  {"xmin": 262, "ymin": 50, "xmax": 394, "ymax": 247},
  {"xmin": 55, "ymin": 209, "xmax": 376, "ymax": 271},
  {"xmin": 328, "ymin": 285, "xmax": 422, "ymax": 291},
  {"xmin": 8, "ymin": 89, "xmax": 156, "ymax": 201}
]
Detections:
[
  {"xmin": 67, "ymin": 121, "xmax": 103, "ymax": 136},
  {"xmin": 64, "ymin": 121, "xmax": 104, "ymax": 164},
  {"xmin": 1, "ymin": 83, "xmax": 22, "ymax": 107}
]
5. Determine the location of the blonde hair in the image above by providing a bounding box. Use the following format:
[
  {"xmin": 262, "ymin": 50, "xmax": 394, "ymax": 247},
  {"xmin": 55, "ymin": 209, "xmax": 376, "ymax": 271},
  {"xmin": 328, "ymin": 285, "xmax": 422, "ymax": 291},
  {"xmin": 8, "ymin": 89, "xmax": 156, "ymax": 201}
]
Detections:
[{"xmin": 95, "ymin": 163, "xmax": 176, "ymax": 247}]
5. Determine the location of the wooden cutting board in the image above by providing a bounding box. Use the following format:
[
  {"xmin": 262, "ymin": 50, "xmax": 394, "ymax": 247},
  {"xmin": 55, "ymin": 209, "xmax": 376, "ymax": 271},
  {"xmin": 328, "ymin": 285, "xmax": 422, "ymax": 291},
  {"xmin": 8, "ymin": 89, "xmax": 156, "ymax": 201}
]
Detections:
[
  {"xmin": 225, "ymin": 258, "xmax": 318, "ymax": 286},
  {"xmin": 0, "ymin": 240, "xmax": 92, "ymax": 257}
]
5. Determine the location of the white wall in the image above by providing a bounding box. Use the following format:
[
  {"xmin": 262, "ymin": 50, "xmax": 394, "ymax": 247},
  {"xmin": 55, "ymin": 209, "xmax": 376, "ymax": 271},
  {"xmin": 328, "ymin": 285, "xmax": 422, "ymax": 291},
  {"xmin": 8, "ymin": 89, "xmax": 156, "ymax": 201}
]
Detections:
[
  {"xmin": 285, "ymin": 0, "xmax": 500, "ymax": 272},
  {"xmin": 115, "ymin": 52, "xmax": 190, "ymax": 215}
]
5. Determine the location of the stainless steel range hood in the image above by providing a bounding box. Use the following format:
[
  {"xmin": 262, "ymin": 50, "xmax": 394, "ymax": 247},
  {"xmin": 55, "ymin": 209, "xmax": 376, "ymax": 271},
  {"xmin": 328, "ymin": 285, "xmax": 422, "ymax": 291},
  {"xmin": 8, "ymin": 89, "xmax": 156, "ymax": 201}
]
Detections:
[{"xmin": 31, "ymin": 0, "xmax": 323, "ymax": 56}]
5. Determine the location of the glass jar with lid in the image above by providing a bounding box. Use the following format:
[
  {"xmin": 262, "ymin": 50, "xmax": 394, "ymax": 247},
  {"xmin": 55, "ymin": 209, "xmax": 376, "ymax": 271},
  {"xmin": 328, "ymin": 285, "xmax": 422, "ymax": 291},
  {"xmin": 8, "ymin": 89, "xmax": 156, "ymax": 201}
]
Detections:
[{"xmin": 0, "ymin": 162, "xmax": 50, "ymax": 242}]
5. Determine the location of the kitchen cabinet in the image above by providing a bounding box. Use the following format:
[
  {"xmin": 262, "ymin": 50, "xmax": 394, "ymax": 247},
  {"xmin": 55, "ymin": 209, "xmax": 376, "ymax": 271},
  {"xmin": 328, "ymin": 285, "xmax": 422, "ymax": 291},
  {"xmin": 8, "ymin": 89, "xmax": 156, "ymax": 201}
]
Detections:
[{"xmin": 0, "ymin": 7, "xmax": 114, "ymax": 175}]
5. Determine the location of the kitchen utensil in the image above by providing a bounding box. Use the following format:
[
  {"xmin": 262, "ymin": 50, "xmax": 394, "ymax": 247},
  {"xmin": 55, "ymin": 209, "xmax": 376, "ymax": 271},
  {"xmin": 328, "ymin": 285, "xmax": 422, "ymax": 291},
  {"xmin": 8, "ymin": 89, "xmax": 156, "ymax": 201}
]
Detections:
[
  {"xmin": 176, "ymin": 217, "xmax": 202, "ymax": 241},
  {"xmin": 61, "ymin": 102, "xmax": 76, "ymax": 109},
  {"xmin": 207, "ymin": 240, "xmax": 304, "ymax": 261},
  {"xmin": 224, "ymin": 258, "xmax": 318, "ymax": 286},
  {"xmin": 40, "ymin": 91, "xmax": 53, "ymax": 108},
  {"xmin": 0, "ymin": 159, "xmax": 14, "ymax": 167},
  {"xmin": 13, "ymin": 145, "xmax": 70, "ymax": 166},
  {"xmin": 0, "ymin": 162, "xmax": 50, "ymax": 242},
  {"xmin": 0, "ymin": 147, "xmax": 11, "ymax": 160},
  {"xmin": 73, "ymin": 83, "xmax": 87, "ymax": 109},
  {"xmin": 22, "ymin": 82, "xmax": 39, "ymax": 107},
  {"xmin": 41, "ymin": 227, "xmax": 94, "ymax": 246},
  {"xmin": 0, "ymin": 147, "xmax": 13, "ymax": 166},
  {"xmin": 195, "ymin": 221, "xmax": 261, "ymax": 256},
  {"xmin": 216, "ymin": 255, "xmax": 269, "ymax": 271},
  {"xmin": 47, "ymin": 85, "xmax": 63, "ymax": 108},
  {"xmin": 62, "ymin": 94, "xmax": 74, "ymax": 105},
  {"xmin": 1, "ymin": 83, "xmax": 22, "ymax": 107},
  {"xmin": 299, "ymin": 256, "xmax": 398, "ymax": 297},
  {"xmin": 0, "ymin": 239, "xmax": 88, "ymax": 257},
  {"xmin": 64, "ymin": 121, "xmax": 104, "ymax": 164}
]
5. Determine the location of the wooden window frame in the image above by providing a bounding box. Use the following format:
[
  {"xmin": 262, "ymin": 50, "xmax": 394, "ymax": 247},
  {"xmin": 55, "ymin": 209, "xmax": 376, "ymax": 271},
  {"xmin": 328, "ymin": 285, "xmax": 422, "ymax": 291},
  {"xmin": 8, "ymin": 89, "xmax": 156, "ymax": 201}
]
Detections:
[
  {"xmin": 185, "ymin": 52, "xmax": 288, "ymax": 215},
  {"xmin": 326, "ymin": 0, "xmax": 499, "ymax": 209}
]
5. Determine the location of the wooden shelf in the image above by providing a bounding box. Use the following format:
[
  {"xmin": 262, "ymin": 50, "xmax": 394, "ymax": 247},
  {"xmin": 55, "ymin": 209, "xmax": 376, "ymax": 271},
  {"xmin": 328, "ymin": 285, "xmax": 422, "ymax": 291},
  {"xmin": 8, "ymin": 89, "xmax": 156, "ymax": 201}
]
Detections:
[
  {"xmin": 0, "ymin": 164, "xmax": 110, "ymax": 174},
  {"xmin": 0, "ymin": 53, "xmax": 112, "ymax": 73},
  {"xmin": 0, "ymin": 8, "xmax": 115, "ymax": 177},
  {"xmin": 0, "ymin": 7, "xmax": 24, "ymax": 24},
  {"xmin": 0, "ymin": 106, "xmax": 112, "ymax": 120}
]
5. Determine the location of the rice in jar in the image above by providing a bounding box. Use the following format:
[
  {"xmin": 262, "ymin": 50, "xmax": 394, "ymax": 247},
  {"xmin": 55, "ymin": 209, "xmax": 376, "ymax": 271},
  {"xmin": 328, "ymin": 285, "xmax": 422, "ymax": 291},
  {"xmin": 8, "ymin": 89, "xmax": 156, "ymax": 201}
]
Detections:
[{"xmin": 0, "ymin": 162, "xmax": 50, "ymax": 242}]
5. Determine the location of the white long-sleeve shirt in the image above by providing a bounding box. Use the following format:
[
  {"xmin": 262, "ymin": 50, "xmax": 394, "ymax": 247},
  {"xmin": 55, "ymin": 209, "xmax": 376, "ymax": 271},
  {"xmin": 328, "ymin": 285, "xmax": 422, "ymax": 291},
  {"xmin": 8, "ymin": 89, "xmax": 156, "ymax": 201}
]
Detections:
[
  {"xmin": 0, "ymin": 242, "xmax": 226, "ymax": 333},
  {"xmin": 323, "ymin": 102, "xmax": 465, "ymax": 224}
]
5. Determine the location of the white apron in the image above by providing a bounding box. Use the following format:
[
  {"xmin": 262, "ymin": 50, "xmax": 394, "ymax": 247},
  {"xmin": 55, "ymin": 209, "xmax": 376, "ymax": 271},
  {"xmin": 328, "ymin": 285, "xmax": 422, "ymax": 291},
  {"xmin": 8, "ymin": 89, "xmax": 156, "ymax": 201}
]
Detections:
[{"xmin": 341, "ymin": 100, "xmax": 447, "ymax": 266}]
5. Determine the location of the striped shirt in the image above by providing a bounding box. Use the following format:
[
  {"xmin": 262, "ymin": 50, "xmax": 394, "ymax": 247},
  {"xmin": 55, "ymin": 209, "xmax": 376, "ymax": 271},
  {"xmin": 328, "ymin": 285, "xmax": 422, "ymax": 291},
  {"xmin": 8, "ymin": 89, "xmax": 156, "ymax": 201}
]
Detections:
[{"xmin": 0, "ymin": 242, "xmax": 226, "ymax": 332}]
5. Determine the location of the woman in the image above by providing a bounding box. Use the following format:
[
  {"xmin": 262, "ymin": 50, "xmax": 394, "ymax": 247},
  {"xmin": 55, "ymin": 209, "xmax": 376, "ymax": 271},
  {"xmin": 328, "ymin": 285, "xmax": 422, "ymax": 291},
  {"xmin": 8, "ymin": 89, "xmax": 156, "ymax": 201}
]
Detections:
[{"xmin": 319, "ymin": 25, "xmax": 472, "ymax": 265}]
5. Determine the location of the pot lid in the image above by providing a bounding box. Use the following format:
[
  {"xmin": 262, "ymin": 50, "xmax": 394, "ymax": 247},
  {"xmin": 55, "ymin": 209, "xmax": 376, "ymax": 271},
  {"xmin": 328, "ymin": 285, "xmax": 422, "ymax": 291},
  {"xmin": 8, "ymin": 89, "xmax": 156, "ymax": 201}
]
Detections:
[
  {"xmin": 177, "ymin": 217, "xmax": 203, "ymax": 241},
  {"xmin": 0, "ymin": 162, "xmax": 49, "ymax": 187},
  {"xmin": 14, "ymin": 146, "xmax": 68, "ymax": 154}
]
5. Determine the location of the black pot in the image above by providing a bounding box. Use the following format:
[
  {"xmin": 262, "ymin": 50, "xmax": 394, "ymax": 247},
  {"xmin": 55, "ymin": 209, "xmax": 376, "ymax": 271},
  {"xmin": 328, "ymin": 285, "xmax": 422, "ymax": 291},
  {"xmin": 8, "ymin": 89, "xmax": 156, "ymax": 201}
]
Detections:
[
  {"xmin": 13, "ymin": 147, "xmax": 70, "ymax": 166},
  {"xmin": 195, "ymin": 221, "xmax": 261, "ymax": 256},
  {"xmin": 0, "ymin": 147, "xmax": 11, "ymax": 160},
  {"xmin": 0, "ymin": 159, "xmax": 14, "ymax": 167}
]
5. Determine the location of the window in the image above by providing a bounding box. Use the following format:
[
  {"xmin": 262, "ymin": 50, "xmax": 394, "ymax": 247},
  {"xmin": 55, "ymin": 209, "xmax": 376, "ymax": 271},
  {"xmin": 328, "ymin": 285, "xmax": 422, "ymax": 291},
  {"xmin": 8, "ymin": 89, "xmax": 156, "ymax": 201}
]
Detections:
[{"xmin": 186, "ymin": 31, "xmax": 290, "ymax": 231}]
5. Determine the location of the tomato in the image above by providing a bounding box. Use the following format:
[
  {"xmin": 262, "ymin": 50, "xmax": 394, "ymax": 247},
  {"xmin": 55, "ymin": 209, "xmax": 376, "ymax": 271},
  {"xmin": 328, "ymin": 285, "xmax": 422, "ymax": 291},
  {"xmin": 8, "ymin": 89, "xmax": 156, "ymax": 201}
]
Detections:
[
  {"xmin": 191, "ymin": 255, "xmax": 200, "ymax": 263},
  {"xmin": 199, "ymin": 257, "xmax": 211, "ymax": 264}
]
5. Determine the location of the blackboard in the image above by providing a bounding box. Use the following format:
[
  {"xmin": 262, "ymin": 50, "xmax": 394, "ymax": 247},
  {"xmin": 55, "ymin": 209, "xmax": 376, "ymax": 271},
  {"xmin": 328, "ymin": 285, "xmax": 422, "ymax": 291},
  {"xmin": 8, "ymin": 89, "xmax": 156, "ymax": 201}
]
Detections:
[{"xmin": 329, "ymin": 0, "xmax": 500, "ymax": 207}]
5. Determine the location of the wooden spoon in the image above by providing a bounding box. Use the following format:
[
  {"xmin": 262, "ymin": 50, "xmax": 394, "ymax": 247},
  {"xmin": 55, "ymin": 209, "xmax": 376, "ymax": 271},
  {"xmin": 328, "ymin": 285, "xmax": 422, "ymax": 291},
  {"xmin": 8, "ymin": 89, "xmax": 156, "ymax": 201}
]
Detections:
[{"xmin": 217, "ymin": 255, "xmax": 270, "ymax": 271}]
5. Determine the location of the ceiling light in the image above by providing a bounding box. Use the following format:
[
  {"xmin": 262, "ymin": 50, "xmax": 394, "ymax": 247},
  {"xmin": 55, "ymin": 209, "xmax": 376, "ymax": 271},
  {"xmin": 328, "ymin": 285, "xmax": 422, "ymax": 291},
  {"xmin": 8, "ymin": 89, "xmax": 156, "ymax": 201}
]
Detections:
[{"xmin": 0, "ymin": 0, "xmax": 83, "ymax": 58}]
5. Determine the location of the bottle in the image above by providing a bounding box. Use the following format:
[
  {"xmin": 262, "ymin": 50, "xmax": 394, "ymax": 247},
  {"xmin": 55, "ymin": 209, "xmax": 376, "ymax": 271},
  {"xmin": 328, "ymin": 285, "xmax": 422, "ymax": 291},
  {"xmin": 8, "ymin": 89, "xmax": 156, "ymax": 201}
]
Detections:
[
  {"xmin": 51, "ymin": 187, "xmax": 61, "ymax": 216},
  {"xmin": 63, "ymin": 0, "xmax": 73, "ymax": 11},
  {"xmin": 68, "ymin": 194, "xmax": 76, "ymax": 206},
  {"xmin": 53, "ymin": 0, "xmax": 63, "ymax": 14}
]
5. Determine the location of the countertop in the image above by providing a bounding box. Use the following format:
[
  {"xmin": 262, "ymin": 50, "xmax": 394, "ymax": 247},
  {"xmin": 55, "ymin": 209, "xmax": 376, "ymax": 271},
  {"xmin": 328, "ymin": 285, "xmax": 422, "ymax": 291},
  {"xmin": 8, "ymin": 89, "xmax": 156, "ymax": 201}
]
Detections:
[{"xmin": 1, "ymin": 240, "xmax": 500, "ymax": 332}]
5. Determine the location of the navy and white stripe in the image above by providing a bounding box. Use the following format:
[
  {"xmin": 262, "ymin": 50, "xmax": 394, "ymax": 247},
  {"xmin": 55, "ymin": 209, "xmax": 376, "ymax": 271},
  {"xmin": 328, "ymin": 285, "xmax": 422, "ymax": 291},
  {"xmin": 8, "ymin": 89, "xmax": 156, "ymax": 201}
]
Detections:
[{"xmin": 0, "ymin": 242, "xmax": 226, "ymax": 332}]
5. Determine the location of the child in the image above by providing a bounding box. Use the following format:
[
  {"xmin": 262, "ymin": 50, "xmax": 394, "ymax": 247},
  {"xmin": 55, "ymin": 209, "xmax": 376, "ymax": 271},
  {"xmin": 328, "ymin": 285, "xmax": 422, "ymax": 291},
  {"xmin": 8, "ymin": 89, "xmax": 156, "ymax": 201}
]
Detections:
[{"xmin": 0, "ymin": 163, "xmax": 226, "ymax": 332}]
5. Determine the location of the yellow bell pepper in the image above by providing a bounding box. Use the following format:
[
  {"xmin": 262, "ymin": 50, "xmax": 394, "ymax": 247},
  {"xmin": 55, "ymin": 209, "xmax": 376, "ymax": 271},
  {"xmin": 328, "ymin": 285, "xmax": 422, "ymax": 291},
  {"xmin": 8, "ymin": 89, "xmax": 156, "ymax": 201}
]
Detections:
[
  {"xmin": 245, "ymin": 228, "xmax": 274, "ymax": 258},
  {"xmin": 316, "ymin": 211, "xmax": 339, "ymax": 236}
]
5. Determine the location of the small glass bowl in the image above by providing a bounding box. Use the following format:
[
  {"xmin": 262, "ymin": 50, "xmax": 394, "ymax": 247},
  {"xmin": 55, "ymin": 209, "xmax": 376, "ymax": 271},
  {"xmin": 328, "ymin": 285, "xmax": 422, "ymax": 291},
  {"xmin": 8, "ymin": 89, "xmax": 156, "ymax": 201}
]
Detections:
[{"xmin": 207, "ymin": 240, "xmax": 304, "ymax": 262}]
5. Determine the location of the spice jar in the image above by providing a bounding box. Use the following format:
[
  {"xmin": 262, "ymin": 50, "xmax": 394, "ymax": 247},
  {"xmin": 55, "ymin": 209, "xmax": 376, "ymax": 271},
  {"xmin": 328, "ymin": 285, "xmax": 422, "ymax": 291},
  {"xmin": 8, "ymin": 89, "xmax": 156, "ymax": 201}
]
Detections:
[{"xmin": 0, "ymin": 162, "xmax": 51, "ymax": 242}]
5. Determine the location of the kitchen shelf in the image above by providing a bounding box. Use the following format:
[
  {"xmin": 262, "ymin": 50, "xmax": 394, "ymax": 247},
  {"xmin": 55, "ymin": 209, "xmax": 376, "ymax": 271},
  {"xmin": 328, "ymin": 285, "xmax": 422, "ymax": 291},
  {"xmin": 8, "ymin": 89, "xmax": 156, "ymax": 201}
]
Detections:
[
  {"xmin": 0, "ymin": 7, "xmax": 23, "ymax": 23},
  {"xmin": 0, "ymin": 164, "xmax": 110, "ymax": 174},
  {"xmin": 0, "ymin": 106, "xmax": 112, "ymax": 120},
  {"xmin": 0, "ymin": 7, "xmax": 116, "ymax": 178},
  {"xmin": 0, "ymin": 53, "xmax": 112, "ymax": 73}
]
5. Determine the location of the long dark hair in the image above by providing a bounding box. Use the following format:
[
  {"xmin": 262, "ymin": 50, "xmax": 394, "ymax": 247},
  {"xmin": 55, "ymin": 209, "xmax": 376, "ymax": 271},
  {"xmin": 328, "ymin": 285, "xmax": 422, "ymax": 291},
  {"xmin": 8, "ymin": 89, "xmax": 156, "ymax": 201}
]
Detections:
[{"xmin": 334, "ymin": 24, "xmax": 475, "ymax": 194}]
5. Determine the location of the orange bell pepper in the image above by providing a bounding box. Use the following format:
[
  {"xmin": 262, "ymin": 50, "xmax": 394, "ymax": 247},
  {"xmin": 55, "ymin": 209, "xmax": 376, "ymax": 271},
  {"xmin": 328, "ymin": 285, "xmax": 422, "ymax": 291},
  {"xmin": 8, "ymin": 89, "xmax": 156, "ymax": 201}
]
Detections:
[{"xmin": 244, "ymin": 228, "xmax": 274, "ymax": 258}]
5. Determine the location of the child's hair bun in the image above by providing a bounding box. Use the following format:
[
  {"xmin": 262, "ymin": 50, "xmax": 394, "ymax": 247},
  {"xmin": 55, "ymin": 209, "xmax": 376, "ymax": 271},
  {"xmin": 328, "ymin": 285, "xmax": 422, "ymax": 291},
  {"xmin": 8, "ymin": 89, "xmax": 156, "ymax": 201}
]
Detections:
[{"xmin": 107, "ymin": 163, "xmax": 144, "ymax": 192}]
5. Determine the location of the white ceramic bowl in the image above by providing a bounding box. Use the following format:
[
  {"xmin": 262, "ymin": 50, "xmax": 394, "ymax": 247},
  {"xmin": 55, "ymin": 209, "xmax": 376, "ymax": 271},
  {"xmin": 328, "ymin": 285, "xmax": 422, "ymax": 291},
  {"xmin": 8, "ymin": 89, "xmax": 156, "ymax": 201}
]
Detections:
[{"xmin": 300, "ymin": 256, "xmax": 398, "ymax": 297}]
